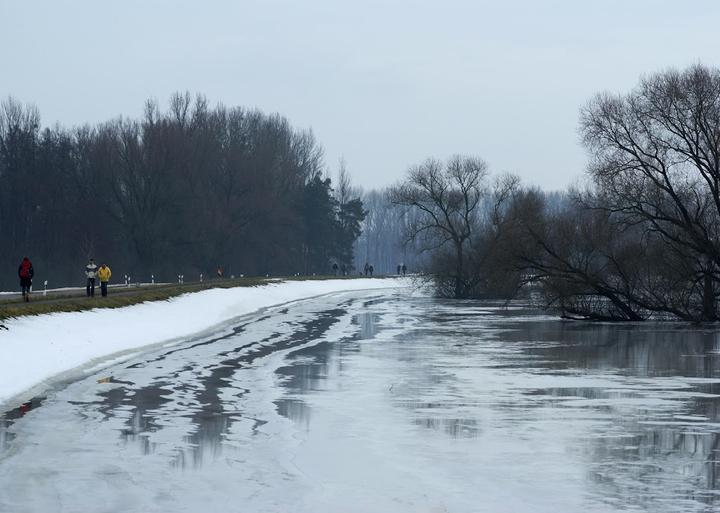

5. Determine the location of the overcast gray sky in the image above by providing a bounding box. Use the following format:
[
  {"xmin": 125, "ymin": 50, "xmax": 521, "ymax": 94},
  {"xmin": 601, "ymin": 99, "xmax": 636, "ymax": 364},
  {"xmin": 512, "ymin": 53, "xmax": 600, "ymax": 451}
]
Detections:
[{"xmin": 2, "ymin": 0, "xmax": 719, "ymax": 190}]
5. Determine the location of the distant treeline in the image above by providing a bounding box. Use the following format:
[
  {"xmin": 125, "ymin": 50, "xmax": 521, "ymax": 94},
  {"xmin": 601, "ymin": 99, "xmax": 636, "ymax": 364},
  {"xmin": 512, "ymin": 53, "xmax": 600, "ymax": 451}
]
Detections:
[
  {"xmin": 391, "ymin": 64, "xmax": 720, "ymax": 322},
  {"xmin": 353, "ymin": 189, "xmax": 428, "ymax": 275},
  {"xmin": 0, "ymin": 93, "xmax": 365, "ymax": 289}
]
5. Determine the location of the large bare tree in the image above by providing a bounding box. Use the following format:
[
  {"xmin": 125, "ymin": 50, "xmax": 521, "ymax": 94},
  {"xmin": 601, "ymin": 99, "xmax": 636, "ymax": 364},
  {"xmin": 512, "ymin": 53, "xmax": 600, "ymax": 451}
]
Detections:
[
  {"xmin": 390, "ymin": 155, "xmax": 488, "ymax": 297},
  {"xmin": 581, "ymin": 64, "xmax": 720, "ymax": 321}
]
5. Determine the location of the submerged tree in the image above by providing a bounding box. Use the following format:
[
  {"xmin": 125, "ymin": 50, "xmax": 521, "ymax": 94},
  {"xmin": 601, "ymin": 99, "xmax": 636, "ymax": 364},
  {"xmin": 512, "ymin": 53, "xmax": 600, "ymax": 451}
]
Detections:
[
  {"xmin": 579, "ymin": 64, "xmax": 720, "ymax": 321},
  {"xmin": 390, "ymin": 155, "xmax": 489, "ymax": 298}
]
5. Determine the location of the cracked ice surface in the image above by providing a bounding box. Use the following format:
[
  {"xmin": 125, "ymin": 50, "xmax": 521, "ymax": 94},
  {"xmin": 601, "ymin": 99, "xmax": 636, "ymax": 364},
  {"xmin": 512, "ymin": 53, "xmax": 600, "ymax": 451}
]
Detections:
[{"xmin": 2, "ymin": 291, "xmax": 720, "ymax": 512}]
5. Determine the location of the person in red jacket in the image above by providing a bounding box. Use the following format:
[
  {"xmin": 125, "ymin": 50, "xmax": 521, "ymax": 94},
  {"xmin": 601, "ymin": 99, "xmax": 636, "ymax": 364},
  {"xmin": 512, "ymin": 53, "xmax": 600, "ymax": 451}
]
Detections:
[{"xmin": 18, "ymin": 257, "xmax": 34, "ymax": 302}]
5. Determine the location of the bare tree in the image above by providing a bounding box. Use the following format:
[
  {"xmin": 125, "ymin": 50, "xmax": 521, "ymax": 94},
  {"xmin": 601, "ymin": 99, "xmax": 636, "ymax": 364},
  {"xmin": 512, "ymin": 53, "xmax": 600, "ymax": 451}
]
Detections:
[
  {"xmin": 580, "ymin": 64, "xmax": 720, "ymax": 320},
  {"xmin": 334, "ymin": 157, "xmax": 353, "ymax": 206},
  {"xmin": 390, "ymin": 155, "xmax": 488, "ymax": 297},
  {"xmin": 514, "ymin": 192, "xmax": 648, "ymax": 320},
  {"xmin": 0, "ymin": 93, "xmax": 367, "ymax": 289},
  {"xmin": 463, "ymin": 173, "xmax": 524, "ymax": 298}
]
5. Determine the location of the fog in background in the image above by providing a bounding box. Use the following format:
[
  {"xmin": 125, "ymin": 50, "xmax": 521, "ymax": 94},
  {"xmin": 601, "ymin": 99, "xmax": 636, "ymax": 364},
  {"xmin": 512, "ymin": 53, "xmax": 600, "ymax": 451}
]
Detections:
[{"xmin": 2, "ymin": 0, "xmax": 720, "ymax": 189}]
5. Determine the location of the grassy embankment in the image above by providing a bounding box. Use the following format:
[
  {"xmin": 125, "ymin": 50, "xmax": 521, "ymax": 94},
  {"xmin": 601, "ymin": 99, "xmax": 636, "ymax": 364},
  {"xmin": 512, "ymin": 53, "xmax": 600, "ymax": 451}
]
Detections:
[{"xmin": 0, "ymin": 275, "xmax": 364, "ymax": 320}]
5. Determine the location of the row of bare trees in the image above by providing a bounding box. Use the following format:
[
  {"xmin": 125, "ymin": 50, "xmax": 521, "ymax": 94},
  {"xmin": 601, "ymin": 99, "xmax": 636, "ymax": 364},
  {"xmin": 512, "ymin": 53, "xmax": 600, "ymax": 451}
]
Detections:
[
  {"xmin": 0, "ymin": 93, "xmax": 365, "ymax": 289},
  {"xmin": 353, "ymin": 189, "xmax": 428, "ymax": 275},
  {"xmin": 390, "ymin": 64, "xmax": 720, "ymax": 322}
]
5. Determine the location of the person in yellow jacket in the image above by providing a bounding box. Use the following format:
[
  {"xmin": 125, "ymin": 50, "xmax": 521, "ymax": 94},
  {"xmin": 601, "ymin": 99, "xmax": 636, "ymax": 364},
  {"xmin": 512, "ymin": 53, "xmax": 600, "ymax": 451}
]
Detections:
[{"xmin": 97, "ymin": 263, "xmax": 112, "ymax": 297}]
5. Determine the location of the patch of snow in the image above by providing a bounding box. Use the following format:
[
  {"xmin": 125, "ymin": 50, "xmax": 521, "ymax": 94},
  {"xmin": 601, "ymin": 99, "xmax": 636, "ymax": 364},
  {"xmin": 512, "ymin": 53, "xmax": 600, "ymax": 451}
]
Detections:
[{"xmin": 0, "ymin": 278, "xmax": 406, "ymax": 407}]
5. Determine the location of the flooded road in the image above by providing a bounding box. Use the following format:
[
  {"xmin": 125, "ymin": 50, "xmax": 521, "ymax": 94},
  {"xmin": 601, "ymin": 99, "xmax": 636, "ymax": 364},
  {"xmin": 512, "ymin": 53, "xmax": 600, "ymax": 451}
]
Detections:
[{"xmin": 2, "ymin": 289, "xmax": 720, "ymax": 512}]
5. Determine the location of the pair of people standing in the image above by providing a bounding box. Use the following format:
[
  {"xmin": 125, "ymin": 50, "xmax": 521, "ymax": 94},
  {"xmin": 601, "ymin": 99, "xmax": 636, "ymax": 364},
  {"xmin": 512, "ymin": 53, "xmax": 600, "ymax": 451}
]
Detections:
[{"xmin": 85, "ymin": 259, "xmax": 112, "ymax": 297}]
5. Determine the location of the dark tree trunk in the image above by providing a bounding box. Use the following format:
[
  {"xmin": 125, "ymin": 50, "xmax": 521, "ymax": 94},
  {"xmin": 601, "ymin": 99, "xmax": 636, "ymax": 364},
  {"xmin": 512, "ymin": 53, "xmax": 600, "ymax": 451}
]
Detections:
[
  {"xmin": 454, "ymin": 243, "xmax": 464, "ymax": 298},
  {"xmin": 703, "ymin": 266, "xmax": 716, "ymax": 322}
]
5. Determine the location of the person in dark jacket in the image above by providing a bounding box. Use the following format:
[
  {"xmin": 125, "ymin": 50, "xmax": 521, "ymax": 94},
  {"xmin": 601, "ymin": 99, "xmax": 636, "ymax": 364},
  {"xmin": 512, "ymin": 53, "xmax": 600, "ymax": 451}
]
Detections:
[{"xmin": 18, "ymin": 257, "xmax": 34, "ymax": 302}]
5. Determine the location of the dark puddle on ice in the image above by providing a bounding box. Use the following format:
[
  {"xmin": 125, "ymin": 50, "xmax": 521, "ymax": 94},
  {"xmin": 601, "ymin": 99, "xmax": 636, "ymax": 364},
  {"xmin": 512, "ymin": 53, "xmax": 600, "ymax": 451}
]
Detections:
[
  {"xmin": 273, "ymin": 309, "xmax": 382, "ymax": 427},
  {"xmin": 90, "ymin": 308, "xmax": 348, "ymax": 468},
  {"xmin": 0, "ymin": 397, "xmax": 45, "ymax": 455},
  {"xmin": 275, "ymin": 305, "xmax": 487, "ymax": 440}
]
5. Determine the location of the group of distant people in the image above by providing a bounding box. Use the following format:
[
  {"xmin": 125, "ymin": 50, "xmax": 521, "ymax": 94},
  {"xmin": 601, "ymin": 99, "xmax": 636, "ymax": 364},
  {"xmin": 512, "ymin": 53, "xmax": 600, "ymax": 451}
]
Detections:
[
  {"xmin": 17, "ymin": 256, "xmax": 112, "ymax": 302},
  {"xmin": 329, "ymin": 261, "xmax": 408, "ymax": 277}
]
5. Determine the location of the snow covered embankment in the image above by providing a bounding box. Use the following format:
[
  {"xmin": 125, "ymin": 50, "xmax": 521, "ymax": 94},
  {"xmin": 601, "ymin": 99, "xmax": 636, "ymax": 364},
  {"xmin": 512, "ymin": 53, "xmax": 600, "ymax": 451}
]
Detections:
[{"xmin": 0, "ymin": 278, "xmax": 404, "ymax": 407}]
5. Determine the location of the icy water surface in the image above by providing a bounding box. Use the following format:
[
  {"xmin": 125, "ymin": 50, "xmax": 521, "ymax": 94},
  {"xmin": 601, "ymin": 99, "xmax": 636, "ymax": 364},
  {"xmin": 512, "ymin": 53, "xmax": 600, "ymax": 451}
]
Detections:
[{"xmin": 2, "ymin": 290, "xmax": 720, "ymax": 512}]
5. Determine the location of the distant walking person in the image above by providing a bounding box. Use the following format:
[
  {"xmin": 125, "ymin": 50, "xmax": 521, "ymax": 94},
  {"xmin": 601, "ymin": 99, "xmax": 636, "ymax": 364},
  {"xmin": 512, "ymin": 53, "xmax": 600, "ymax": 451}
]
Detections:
[
  {"xmin": 364, "ymin": 262, "xmax": 369, "ymax": 276},
  {"xmin": 85, "ymin": 259, "xmax": 98, "ymax": 297},
  {"xmin": 397, "ymin": 264, "xmax": 401, "ymax": 275},
  {"xmin": 18, "ymin": 257, "xmax": 34, "ymax": 302},
  {"xmin": 369, "ymin": 265, "xmax": 374, "ymax": 277},
  {"xmin": 402, "ymin": 263, "xmax": 407, "ymax": 276},
  {"xmin": 97, "ymin": 263, "xmax": 112, "ymax": 297},
  {"xmin": 332, "ymin": 262, "xmax": 338, "ymax": 276}
]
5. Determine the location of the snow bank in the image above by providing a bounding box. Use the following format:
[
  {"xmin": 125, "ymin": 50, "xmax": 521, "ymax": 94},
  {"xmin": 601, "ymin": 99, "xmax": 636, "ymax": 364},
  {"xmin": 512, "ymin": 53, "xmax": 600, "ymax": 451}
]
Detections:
[{"xmin": 0, "ymin": 278, "xmax": 403, "ymax": 407}]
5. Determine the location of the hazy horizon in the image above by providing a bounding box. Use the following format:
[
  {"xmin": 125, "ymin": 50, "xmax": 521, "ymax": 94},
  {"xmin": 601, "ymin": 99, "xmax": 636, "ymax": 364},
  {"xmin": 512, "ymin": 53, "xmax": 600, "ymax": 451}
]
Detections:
[{"xmin": 2, "ymin": 0, "xmax": 719, "ymax": 190}]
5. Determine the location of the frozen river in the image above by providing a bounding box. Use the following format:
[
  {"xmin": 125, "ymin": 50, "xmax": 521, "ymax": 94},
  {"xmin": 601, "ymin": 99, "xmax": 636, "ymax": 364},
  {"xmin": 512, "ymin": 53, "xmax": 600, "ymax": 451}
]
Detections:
[{"xmin": 2, "ymin": 288, "xmax": 720, "ymax": 512}]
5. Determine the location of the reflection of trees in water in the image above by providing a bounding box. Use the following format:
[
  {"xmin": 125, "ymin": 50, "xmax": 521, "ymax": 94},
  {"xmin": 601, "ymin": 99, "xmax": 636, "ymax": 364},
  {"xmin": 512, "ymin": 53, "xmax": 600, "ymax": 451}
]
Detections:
[
  {"xmin": 499, "ymin": 319, "xmax": 720, "ymax": 505},
  {"xmin": 390, "ymin": 370, "xmax": 479, "ymax": 441},
  {"xmin": 495, "ymin": 319, "xmax": 720, "ymax": 378},
  {"xmin": 413, "ymin": 417, "xmax": 479, "ymax": 438},
  {"xmin": 504, "ymin": 323, "xmax": 720, "ymax": 506},
  {"xmin": 588, "ymin": 400, "xmax": 720, "ymax": 508},
  {"xmin": 273, "ymin": 308, "xmax": 382, "ymax": 427},
  {"xmin": 355, "ymin": 312, "xmax": 380, "ymax": 340},
  {"xmin": 342, "ymin": 301, "xmax": 720, "ymax": 505},
  {"xmin": 532, "ymin": 385, "xmax": 720, "ymax": 506},
  {"xmin": 384, "ymin": 328, "xmax": 481, "ymax": 440},
  {"xmin": 417, "ymin": 302, "xmax": 720, "ymax": 505}
]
